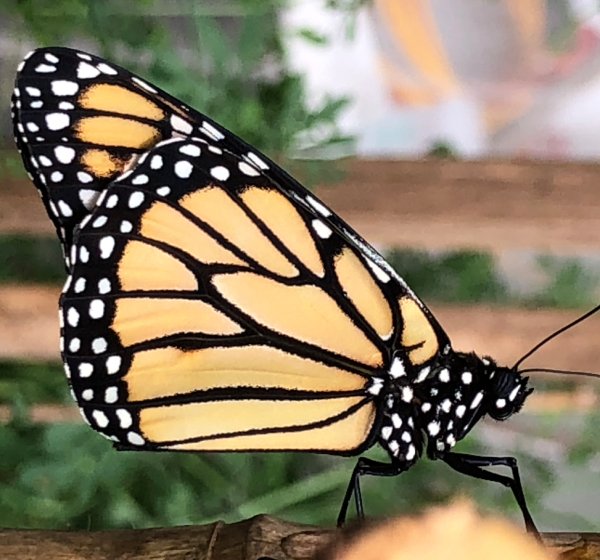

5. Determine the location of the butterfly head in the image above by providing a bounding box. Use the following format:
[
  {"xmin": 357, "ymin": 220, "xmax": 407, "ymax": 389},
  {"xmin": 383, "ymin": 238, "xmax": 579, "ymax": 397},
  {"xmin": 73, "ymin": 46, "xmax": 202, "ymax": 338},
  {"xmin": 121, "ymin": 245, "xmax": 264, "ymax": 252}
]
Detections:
[{"xmin": 484, "ymin": 358, "xmax": 533, "ymax": 421}]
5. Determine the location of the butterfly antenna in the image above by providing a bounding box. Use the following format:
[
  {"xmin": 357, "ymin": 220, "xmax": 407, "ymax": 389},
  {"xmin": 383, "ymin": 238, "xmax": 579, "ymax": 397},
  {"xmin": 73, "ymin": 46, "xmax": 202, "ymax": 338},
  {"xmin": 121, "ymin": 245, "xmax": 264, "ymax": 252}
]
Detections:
[
  {"xmin": 518, "ymin": 367, "xmax": 600, "ymax": 380},
  {"xmin": 512, "ymin": 303, "xmax": 600, "ymax": 370}
]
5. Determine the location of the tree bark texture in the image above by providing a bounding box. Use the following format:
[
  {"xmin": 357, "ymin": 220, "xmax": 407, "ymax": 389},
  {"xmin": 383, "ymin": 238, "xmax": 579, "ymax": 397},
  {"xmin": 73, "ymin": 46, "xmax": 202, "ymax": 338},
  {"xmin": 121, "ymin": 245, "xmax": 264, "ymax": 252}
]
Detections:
[{"xmin": 0, "ymin": 516, "xmax": 598, "ymax": 560}]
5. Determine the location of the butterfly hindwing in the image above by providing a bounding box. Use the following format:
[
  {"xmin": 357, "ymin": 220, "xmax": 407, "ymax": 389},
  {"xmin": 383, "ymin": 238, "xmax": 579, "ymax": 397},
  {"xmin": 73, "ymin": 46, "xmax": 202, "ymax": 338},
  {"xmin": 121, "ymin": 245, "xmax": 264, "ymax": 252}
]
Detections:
[{"xmin": 61, "ymin": 137, "xmax": 408, "ymax": 452}]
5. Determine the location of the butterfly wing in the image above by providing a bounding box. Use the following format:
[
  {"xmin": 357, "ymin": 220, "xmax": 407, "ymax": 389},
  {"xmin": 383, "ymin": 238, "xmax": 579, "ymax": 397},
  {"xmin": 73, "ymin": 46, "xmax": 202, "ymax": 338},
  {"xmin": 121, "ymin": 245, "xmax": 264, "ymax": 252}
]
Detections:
[
  {"xmin": 12, "ymin": 46, "xmax": 216, "ymax": 260},
  {"xmin": 61, "ymin": 137, "xmax": 391, "ymax": 452},
  {"xmin": 14, "ymin": 47, "xmax": 451, "ymax": 453}
]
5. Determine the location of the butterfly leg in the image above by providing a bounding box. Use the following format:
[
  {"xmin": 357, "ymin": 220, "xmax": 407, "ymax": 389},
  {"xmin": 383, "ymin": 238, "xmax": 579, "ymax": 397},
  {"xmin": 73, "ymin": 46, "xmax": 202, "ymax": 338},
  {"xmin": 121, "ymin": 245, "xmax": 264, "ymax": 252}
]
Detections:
[
  {"xmin": 439, "ymin": 451, "xmax": 540, "ymax": 540},
  {"xmin": 337, "ymin": 457, "xmax": 403, "ymax": 527}
]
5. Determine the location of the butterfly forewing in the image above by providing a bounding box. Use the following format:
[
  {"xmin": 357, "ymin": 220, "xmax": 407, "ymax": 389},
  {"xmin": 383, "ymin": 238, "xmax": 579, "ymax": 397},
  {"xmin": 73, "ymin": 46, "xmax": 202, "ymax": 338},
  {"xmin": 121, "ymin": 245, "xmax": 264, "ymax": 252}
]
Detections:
[{"xmin": 12, "ymin": 47, "xmax": 205, "ymax": 258}]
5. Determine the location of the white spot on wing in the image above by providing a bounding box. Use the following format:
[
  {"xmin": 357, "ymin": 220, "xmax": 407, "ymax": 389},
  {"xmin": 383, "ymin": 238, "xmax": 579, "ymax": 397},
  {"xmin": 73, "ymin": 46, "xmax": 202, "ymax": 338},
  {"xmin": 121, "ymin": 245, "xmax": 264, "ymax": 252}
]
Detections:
[
  {"xmin": 45, "ymin": 113, "xmax": 70, "ymax": 130},
  {"xmin": 366, "ymin": 259, "xmax": 391, "ymax": 283},
  {"xmin": 35, "ymin": 64, "xmax": 56, "ymax": 73},
  {"xmin": 128, "ymin": 192, "xmax": 145, "ymax": 208},
  {"xmin": 210, "ymin": 166, "xmax": 230, "ymax": 181},
  {"xmin": 171, "ymin": 115, "xmax": 193, "ymax": 134},
  {"xmin": 132, "ymin": 77, "xmax": 157, "ymax": 93},
  {"xmin": 57, "ymin": 200, "xmax": 73, "ymax": 217},
  {"xmin": 92, "ymin": 337, "xmax": 108, "ymax": 354},
  {"xmin": 202, "ymin": 121, "xmax": 225, "ymax": 141},
  {"xmin": 179, "ymin": 144, "xmax": 201, "ymax": 157},
  {"xmin": 99, "ymin": 236, "xmax": 115, "ymax": 258},
  {"xmin": 78, "ymin": 363, "xmax": 93, "ymax": 378},
  {"xmin": 312, "ymin": 219, "xmax": 332, "ymax": 239},
  {"xmin": 427, "ymin": 421, "xmax": 440, "ymax": 436},
  {"xmin": 246, "ymin": 151, "xmax": 268, "ymax": 169},
  {"xmin": 238, "ymin": 161, "xmax": 260, "ymax": 176},
  {"xmin": 89, "ymin": 299, "xmax": 105, "ymax": 319},
  {"xmin": 77, "ymin": 61, "xmax": 101, "ymax": 79},
  {"xmin": 306, "ymin": 194, "xmax": 332, "ymax": 217},
  {"xmin": 390, "ymin": 357, "xmax": 406, "ymax": 378},
  {"xmin": 79, "ymin": 189, "xmax": 98, "ymax": 211},
  {"xmin": 117, "ymin": 409, "xmax": 132, "ymax": 428},
  {"xmin": 97, "ymin": 62, "xmax": 117, "ymax": 75},
  {"xmin": 55, "ymin": 146, "xmax": 76, "ymax": 163},
  {"xmin": 106, "ymin": 356, "xmax": 121, "ymax": 375},
  {"xmin": 51, "ymin": 80, "xmax": 79, "ymax": 96},
  {"xmin": 105, "ymin": 387, "xmax": 118, "ymax": 403},
  {"xmin": 401, "ymin": 386, "xmax": 414, "ymax": 403},
  {"xmin": 174, "ymin": 160, "xmax": 193, "ymax": 179},
  {"xmin": 127, "ymin": 432, "xmax": 145, "ymax": 446},
  {"xmin": 92, "ymin": 410, "xmax": 109, "ymax": 428}
]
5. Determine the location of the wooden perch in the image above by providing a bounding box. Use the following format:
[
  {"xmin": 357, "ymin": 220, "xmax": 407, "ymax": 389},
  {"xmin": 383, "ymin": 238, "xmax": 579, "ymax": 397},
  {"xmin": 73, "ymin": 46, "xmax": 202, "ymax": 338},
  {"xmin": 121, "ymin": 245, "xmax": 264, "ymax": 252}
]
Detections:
[{"xmin": 0, "ymin": 515, "xmax": 598, "ymax": 560}]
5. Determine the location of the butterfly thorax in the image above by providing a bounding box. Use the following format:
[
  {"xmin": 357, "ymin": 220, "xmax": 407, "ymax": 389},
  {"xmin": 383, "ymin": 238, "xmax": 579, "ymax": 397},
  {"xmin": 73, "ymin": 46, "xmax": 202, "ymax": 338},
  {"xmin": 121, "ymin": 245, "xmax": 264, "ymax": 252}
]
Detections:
[{"xmin": 376, "ymin": 351, "xmax": 532, "ymax": 465}]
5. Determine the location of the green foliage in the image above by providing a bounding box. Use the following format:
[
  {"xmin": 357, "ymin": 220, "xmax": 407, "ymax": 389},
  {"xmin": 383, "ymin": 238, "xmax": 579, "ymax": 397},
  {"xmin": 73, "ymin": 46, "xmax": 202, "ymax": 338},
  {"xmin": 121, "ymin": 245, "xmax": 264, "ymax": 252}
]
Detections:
[
  {"xmin": 529, "ymin": 256, "xmax": 599, "ymax": 309},
  {"xmin": 0, "ymin": 415, "xmax": 551, "ymax": 529},
  {"xmin": 427, "ymin": 140, "xmax": 457, "ymax": 159},
  {"xmin": 3, "ymin": 0, "xmax": 351, "ymax": 161},
  {"xmin": 385, "ymin": 248, "xmax": 599, "ymax": 309},
  {"xmin": 386, "ymin": 249, "xmax": 508, "ymax": 304},
  {"xmin": 0, "ymin": 361, "xmax": 66, "ymax": 404},
  {"xmin": 0, "ymin": 235, "xmax": 63, "ymax": 284}
]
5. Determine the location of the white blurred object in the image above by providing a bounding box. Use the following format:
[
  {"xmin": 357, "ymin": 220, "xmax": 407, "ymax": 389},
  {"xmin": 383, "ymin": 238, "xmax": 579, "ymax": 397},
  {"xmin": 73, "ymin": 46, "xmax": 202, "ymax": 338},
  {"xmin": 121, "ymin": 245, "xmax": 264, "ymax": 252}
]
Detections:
[{"xmin": 282, "ymin": 0, "xmax": 600, "ymax": 159}]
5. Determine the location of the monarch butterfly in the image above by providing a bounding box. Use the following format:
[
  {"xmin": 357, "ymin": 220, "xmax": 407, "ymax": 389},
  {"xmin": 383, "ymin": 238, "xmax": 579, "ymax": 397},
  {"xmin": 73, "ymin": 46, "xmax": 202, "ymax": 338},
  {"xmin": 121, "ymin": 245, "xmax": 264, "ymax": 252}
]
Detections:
[{"xmin": 12, "ymin": 47, "xmax": 541, "ymax": 535}]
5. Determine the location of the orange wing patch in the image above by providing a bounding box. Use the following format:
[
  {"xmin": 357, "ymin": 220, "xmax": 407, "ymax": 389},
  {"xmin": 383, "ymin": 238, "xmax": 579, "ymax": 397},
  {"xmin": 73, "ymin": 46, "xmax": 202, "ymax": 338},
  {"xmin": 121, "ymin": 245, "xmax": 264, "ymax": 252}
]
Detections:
[
  {"xmin": 75, "ymin": 116, "xmax": 161, "ymax": 149},
  {"xmin": 125, "ymin": 344, "xmax": 368, "ymax": 402},
  {"xmin": 398, "ymin": 297, "xmax": 438, "ymax": 365},
  {"xmin": 213, "ymin": 271, "xmax": 383, "ymax": 367},
  {"xmin": 139, "ymin": 201, "xmax": 245, "ymax": 267},
  {"xmin": 113, "ymin": 297, "xmax": 243, "ymax": 347},
  {"xmin": 335, "ymin": 248, "xmax": 393, "ymax": 340},
  {"xmin": 79, "ymin": 84, "xmax": 165, "ymax": 120},
  {"xmin": 180, "ymin": 187, "xmax": 298, "ymax": 278},
  {"xmin": 118, "ymin": 240, "xmax": 198, "ymax": 291},
  {"xmin": 163, "ymin": 401, "xmax": 375, "ymax": 451},
  {"xmin": 139, "ymin": 396, "xmax": 375, "ymax": 451},
  {"xmin": 240, "ymin": 187, "xmax": 324, "ymax": 277}
]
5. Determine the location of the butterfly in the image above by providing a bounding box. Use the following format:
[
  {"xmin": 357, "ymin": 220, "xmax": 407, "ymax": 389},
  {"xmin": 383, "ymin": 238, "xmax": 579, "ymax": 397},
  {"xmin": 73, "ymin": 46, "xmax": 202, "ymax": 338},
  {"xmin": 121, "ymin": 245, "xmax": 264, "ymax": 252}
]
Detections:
[{"xmin": 11, "ymin": 47, "xmax": 538, "ymax": 536}]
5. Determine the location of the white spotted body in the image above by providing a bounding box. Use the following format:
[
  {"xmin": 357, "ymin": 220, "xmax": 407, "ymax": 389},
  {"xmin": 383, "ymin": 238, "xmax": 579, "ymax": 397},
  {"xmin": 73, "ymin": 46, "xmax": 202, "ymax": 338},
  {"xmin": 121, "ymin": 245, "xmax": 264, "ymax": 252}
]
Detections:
[{"xmin": 374, "ymin": 351, "xmax": 532, "ymax": 467}]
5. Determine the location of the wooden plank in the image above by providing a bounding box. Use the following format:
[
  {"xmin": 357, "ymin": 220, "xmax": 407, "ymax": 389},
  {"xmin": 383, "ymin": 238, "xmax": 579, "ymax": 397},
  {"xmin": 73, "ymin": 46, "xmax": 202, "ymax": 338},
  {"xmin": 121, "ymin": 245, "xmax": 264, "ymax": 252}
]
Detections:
[
  {"xmin": 314, "ymin": 159, "xmax": 600, "ymax": 254},
  {"xmin": 3, "ymin": 158, "xmax": 600, "ymax": 252},
  {"xmin": 1, "ymin": 285, "xmax": 599, "ymax": 372}
]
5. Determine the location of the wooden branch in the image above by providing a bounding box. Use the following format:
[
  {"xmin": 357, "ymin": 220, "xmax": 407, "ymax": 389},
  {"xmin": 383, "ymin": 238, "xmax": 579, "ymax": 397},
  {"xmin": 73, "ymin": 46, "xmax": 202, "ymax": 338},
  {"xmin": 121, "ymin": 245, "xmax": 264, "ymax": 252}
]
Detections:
[
  {"xmin": 0, "ymin": 516, "xmax": 598, "ymax": 560},
  {"xmin": 0, "ymin": 516, "xmax": 333, "ymax": 560}
]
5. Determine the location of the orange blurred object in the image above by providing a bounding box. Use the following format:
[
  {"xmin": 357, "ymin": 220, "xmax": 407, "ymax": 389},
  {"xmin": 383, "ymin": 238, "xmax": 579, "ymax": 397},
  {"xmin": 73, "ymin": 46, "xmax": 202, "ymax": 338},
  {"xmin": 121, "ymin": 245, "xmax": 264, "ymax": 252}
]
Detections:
[{"xmin": 321, "ymin": 501, "xmax": 553, "ymax": 560}]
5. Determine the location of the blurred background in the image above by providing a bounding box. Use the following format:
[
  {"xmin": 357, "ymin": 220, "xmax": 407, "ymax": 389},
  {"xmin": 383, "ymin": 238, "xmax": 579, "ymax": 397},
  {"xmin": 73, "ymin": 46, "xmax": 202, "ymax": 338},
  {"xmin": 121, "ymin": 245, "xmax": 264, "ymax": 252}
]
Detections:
[{"xmin": 0, "ymin": 0, "xmax": 599, "ymax": 533}]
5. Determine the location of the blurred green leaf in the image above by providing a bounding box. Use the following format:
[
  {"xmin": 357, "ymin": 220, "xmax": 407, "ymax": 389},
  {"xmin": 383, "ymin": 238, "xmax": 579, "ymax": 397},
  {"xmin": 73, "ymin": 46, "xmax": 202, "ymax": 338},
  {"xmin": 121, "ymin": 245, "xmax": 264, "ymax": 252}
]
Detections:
[{"xmin": 0, "ymin": 235, "xmax": 63, "ymax": 284}]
